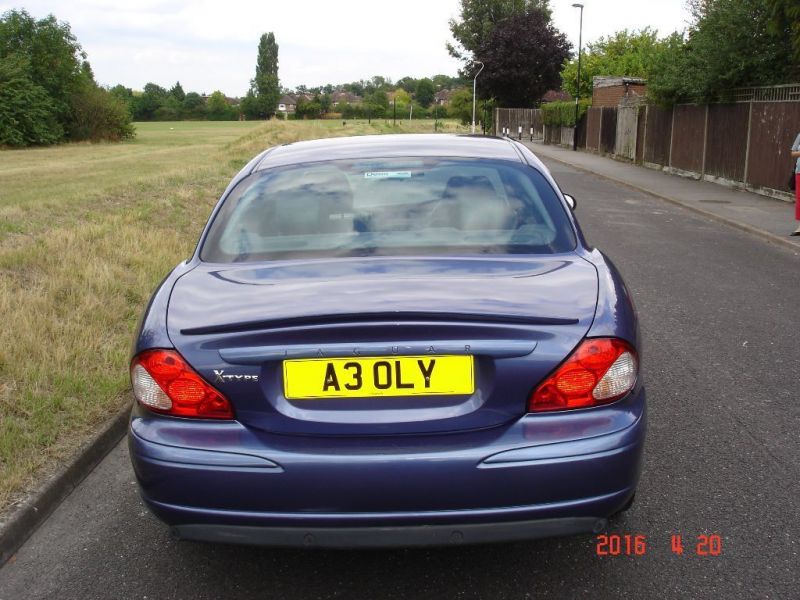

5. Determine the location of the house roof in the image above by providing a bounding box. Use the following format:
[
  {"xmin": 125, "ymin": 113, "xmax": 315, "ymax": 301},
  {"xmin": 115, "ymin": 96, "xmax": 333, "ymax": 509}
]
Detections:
[
  {"xmin": 542, "ymin": 90, "xmax": 572, "ymax": 103},
  {"xmin": 434, "ymin": 89, "xmax": 453, "ymax": 101},
  {"xmin": 331, "ymin": 91, "xmax": 362, "ymax": 103}
]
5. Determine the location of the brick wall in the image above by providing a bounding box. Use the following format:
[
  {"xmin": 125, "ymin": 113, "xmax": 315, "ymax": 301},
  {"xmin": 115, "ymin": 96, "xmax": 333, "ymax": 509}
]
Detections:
[{"xmin": 592, "ymin": 84, "xmax": 647, "ymax": 108}]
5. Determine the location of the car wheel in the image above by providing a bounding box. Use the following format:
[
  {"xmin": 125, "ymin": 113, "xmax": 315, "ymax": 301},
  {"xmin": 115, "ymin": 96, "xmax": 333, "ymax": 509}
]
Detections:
[{"xmin": 611, "ymin": 492, "xmax": 636, "ymax": 519}]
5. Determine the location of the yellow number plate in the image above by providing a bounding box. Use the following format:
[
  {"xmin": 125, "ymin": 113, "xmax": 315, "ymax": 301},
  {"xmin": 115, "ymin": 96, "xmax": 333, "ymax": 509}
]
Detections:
[{"xmin": 283, "ymin": 355, "xmax": 474, "ymax": 399}]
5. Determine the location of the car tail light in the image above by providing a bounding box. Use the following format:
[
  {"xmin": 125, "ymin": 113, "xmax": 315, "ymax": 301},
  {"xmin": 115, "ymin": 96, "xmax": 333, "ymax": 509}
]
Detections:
[
  {"xmin": 528, "ymin": 338, "xmax": 638, "ymax": 412},
  {"xmin": 131, "ymin": 349, "xmax": 234, "ymax": 419}
]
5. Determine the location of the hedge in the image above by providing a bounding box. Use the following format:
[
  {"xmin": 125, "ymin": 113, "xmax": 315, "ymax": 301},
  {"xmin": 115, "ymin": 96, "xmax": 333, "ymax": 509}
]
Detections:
[{"xmin": 541, "ymin": 100, "xmax": 591, "ymax": 127}]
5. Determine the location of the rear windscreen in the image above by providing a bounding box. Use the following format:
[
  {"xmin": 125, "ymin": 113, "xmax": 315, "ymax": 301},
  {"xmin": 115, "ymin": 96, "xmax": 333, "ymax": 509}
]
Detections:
[{"xmin": 200, "ymin": 157, "xmax": 577, "ymax": 262}]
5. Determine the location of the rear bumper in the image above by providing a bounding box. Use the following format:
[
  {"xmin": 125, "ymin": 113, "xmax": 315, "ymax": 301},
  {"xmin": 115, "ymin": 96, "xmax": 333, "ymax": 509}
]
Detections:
[
  {"xmin": 129, "ymin": 388, "xmax": 645, "ymax": 546},
  {"xmin": 172, "ymin": 516, "xmax": 608, "ymax": 548}
]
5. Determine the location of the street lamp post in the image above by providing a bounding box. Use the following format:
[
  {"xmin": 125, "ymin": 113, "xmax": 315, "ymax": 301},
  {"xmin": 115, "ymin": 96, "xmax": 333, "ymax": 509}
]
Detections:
[
  {"xmin": 471, "ymin": 60, "xmax": 484, "ymax": 134},
  {"xmin": 572, "ymin": 3, "xmax": 584, "ymax": 151}
]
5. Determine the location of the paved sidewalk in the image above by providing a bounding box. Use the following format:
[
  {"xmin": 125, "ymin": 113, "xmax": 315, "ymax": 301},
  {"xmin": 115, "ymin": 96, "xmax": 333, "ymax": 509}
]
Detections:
[{"xmin": 523, "ymin": 140, "xmax": 800, "ymax": 251}]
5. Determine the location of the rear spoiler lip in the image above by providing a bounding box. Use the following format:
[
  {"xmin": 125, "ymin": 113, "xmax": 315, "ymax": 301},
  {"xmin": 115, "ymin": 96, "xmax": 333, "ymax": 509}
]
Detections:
[
  {"xmin": 219, "ymin": 339, "xmax": 539, "ymax": 364},
  {"xmin": 180, "ymin": 311, "xmax": 580, "ymax": 337}
]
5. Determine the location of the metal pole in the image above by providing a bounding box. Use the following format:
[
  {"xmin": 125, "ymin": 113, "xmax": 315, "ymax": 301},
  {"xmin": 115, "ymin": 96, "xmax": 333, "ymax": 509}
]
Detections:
[
  {"xmin": 471, "ymin": 61, "xmax": 484, "ymax": 134},
  {"xmin": 393, "ymin": 99, "xmax": 396, "ymax": 126},
  {"xmin": 572, "ymin": 4, "xmax": 584, "ymax": 151}
]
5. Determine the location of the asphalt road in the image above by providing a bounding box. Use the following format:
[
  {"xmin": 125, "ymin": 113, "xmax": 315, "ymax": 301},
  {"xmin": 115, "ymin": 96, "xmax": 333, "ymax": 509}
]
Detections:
[{"xmin": 2, "ymin": 159, "xmax": 798, "ymax": 600}]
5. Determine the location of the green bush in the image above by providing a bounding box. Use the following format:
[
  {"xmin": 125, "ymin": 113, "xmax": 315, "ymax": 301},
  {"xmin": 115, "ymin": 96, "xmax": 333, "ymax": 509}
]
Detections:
[
  {"xmin": 67, "ymin": 82, "xmax": 135, "ymax": 141},
  {"xmin": 338, "ymin": 102, "xmax": 355, "ymax": 119},
  {"xmin": 448, "ymin": 88, "xmax": 474, "ymax": 125},
  {"xmin": 0, "ymin": 54, "xmax": 62, "ymax": 146},
  {"xmin": 541, "ymin": 100, "xmax": 591, "ymax": 127}
]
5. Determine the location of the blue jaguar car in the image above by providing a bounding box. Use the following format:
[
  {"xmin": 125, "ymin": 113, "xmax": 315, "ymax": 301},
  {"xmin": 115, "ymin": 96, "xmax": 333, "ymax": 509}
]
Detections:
[{"xmin": 129, "ymin": 134, "xmax": 645, "ymax": 547}]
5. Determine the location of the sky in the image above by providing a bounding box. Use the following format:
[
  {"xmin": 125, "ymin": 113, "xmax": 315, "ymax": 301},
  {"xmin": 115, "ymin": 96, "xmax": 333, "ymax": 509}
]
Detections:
[{"xmin": 0, "ymin": 1, "xmax": 692, "ymax": 96}]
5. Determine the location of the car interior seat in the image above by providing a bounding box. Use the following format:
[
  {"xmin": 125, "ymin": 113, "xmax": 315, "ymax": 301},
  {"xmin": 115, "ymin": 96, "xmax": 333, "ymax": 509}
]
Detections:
[
  {"xmin": 440, "ymin": 175, "xmax": 517, "ymax": 231},
  {"xmin": 271, "ymin": 169, "xmax": 354, "ymax": 236}
]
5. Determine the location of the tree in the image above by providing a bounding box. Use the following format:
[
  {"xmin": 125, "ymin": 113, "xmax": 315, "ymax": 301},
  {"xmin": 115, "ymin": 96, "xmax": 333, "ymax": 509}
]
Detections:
[
  {"xmin": 363, "ymin": 89, "xmax": 388, "ymax": 118},
  {"xmin": 766, "ymin": 0, "xmax": 800, "ymax": 65},
  {"xmin": 109, "ymin": 84, "xmax": 134, "ymax": 116},
  {"xmin": 370, "ymin": 75, "xmax": 390, "ymax": 90},
  {"xmin": 79, "ymin": 60, "xmax": 94, "ymax": 83},
  {"xmin": 338, "ymin": 101, "xmax": 355, "ymax": 119},
  {"xmin": 415, "ymin": 78, "xmax": 435, "ymax": 108},
  {"xmin": 0, "ymin": 9, "xmax": 84, "ymax": 125},
  {"xmin": 143, "ymin": 82, "xmax": 168, "ymax": 98},
  {"xmin": 394, "ymin": 88, "xmax": 411, "ymax": 106},
  {"xmin": 182, "ymin": 92, "xmax": 206, "ymax": 119},
  {"xmin": 109, "ymin": 84, "xmax": 133, "ymax": 99},
  {"xmin": 0, "ymin": 54, "xmax": 62, "ymax": 146},
  {"xmin": 169, "ymin": 81, "xmax": 185, "ymax": 102},
  {"xmin": 648, "ymin": 0, "xmax": 796, "ymax": 105},
  {"xmin": 560, "ymin": 29, "xmax": 668, "ymax": 99},
  {"xmin": 447, "ymin": 87, "xmax": 474, "ymax": 125},
  {"xmin": 239, "ymin": 89, "xmax": 260, "ymax": 120},
  {"xmin": 476, "ymin": 6, "xmax": 571, "ymax": 106},
  {"xmin": 397, "ymin": 76, "xmax": 417, "ymax": 93},
  {"xmin": 343, "ymin": 81, "xmax": 364, "ymax": 96},
  {"xmin": 644, "ymin": 33, "xmax": 691, "ymax": 107},
  {"xmin": 154, "ymin": 95, "xmax": 182, "ymax": 120},
  {"xmin": 67, "ymin": 79, "xmax": 134, "ymax": 140},
  {"xmin": 447, "ymin": 0, "xmax": 551, "ymax": 70},
  {"xmin": 133, "ymin": 86, "xmax": 163, "ymax": 120},
  {"xmin": 207, "ymin": 90, "xmax": 233, "ymax": 120},
  {"xmin": 295, "ymin": 96, "xmax": 321, "ymax": 119},
  {"xmin": 1, "ymin": 9, "xmax": 134, "ymax": 144},
  {"xmin": 251, "ymin": 32, "xmax": 280, "ymax": 118},
  {"xmin": 319, "ymin": 93, "xmax": 332, "ymax": 114}
]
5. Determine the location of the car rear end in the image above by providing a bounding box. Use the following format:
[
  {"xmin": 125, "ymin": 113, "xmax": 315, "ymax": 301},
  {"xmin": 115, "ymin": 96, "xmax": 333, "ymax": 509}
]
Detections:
[{"xmin": 128, "ymin": 136, "xmax": 645, "ymax": 546}]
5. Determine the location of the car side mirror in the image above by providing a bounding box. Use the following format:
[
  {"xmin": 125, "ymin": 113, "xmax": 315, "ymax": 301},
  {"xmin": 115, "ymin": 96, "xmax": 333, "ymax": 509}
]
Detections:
[{"xmin": 563, "ymin": 194, "xmax": 577, "ymax": 211}]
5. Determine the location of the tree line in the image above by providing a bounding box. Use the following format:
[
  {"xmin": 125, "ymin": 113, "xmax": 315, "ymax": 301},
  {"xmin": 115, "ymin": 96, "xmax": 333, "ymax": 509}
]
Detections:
[
  {"xmin": 287, "ymin": 75, "xmax": 470, "ymax": 122},
  {"xmin": 109, "ymin": 74, "xmax": 469, "ymax": 124}
]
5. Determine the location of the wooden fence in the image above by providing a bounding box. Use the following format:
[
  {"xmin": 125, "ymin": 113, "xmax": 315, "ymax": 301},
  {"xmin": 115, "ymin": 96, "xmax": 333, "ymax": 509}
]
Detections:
[
  {"xmin": 498, "ymin": 98, "xmax": 799, "ymax": 197},
  {"xmin": 493, "ymin": 108, "xmax": 543, "ymax": 140},
  {"xmin": 577, "ymin": 101, "xmax": 800, "ymax": 197}
]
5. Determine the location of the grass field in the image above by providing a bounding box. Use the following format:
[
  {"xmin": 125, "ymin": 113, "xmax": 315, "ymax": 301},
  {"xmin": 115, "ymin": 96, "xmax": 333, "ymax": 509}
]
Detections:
[{"xmin": 0, "ymin": 118, "xmax": 469, "ymax": 513}]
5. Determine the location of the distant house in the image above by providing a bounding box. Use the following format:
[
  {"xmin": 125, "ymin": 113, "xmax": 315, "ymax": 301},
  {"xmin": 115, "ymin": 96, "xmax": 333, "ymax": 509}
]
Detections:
[
  {"xmin": 541, "ymin": 89, "xmax": 572, "ymax": 103},
  {"xmin": 434, "ymin": 89, "xmax": 453, "ymax": 106},
  {"xmin": 331, "ymin": 91, "xmax": 362, "ymax": 105},
  {"xmin": 592, "ymin": 77, "xmax": 647, "ymax": 108},
  {"xmin": 278, "ymin": 95, "xmax": 296, "ymax": 113}
]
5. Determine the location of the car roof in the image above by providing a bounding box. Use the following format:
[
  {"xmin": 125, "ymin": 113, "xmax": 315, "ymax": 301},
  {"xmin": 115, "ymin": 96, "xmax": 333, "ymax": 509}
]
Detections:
[{"xmin": 254, "ymin": 134, "xmax": 525, "ymax": 170}]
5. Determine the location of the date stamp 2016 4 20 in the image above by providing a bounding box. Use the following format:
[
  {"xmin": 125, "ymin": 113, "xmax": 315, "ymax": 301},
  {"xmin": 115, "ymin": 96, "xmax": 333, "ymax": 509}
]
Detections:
[{"xmin": 595, "ymin": 534, "xmax": 723, "ymax": 557}]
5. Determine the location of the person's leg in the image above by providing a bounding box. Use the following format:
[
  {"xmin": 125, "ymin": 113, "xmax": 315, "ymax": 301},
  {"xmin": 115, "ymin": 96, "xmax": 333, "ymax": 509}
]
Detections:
[{"xmin": 793, "ymin": 174, "xmax": 800, "ymax": 235}]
